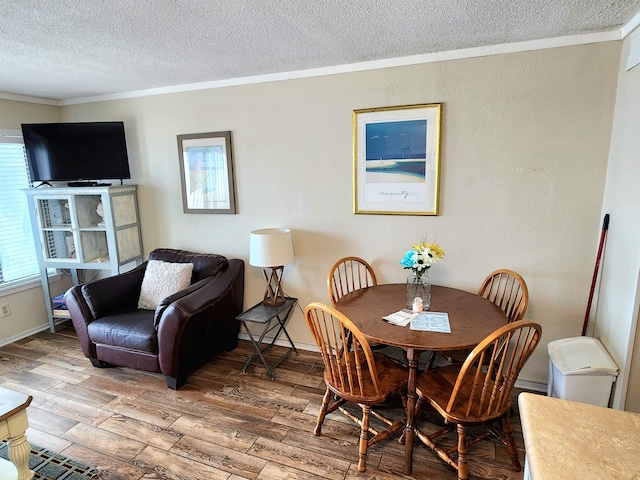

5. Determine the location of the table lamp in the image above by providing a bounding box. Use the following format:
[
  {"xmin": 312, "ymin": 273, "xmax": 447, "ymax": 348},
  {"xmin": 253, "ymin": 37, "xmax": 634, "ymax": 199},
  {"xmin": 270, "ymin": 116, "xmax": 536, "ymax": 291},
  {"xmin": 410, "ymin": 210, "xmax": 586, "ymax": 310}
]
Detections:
[{"xmin": 249, "ymin": 228, "xmax": 295, "ymax": 306}]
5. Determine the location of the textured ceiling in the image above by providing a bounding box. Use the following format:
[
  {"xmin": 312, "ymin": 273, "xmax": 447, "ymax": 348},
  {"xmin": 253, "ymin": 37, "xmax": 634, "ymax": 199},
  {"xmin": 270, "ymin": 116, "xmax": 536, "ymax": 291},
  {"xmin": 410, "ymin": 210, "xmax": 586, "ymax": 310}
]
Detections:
[{"xmin": 1, "ymin": 0, "xmax": 639, "ymax": 101}]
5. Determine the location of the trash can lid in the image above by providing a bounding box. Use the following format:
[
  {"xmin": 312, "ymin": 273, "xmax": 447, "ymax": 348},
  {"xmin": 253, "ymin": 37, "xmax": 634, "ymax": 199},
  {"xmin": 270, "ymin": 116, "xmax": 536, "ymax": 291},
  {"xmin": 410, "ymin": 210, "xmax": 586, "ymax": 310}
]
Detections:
[{"xmin": 548, "ymin": 336, "xmax": 618, "ymax": 376}]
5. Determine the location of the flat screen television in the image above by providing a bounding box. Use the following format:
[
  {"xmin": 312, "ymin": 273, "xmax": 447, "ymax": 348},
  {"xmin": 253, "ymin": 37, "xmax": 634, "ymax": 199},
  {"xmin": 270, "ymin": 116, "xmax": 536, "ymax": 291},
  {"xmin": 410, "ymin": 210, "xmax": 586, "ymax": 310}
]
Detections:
[{"xmin": 21, "ymin": 121, "xmax": 131, "ymax": 186}]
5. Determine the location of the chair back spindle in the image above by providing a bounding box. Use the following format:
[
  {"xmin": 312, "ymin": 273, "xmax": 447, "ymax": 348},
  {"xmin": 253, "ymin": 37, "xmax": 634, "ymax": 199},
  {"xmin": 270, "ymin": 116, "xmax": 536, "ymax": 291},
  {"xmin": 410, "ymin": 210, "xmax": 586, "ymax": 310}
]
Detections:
[
  {"xmin": 328, "ymin": 257, "xmax": 377, "ymax": 307},
  {"xmin": 306, "ymin": 302, "xmax": 381, "ymax": 398},
  {"xmin": 478, "ymin": 269, "xmax": 529, "ymax": 323},
  {"xmin": 447, "ymin": 321, "xmax": 541, "ymax": 420},
  {"xmin": 429, "ymin": 269, "xmax": 529, "ymax": 368}
]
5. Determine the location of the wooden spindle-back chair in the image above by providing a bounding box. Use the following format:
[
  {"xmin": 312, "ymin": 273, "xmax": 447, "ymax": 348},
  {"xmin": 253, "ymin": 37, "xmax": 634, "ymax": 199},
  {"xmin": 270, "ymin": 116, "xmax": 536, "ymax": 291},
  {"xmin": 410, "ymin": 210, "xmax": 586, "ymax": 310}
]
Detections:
[
  {"xmin": 304, "ymin": 302, "xmax": 407, "ymax": 472},
  {"xmin": 327, "ymin": 257, "xmax": 377, "ymax": 307},
  {"xmin": 430, "ymin": 269, "xmax": 530, "ymax": 368},
  {"xmin": 414, "ymin": 320, "xmax": 542, "ymax": 480},
  {"xmin": 478, "ymin": 269, "xmax": 529, "ymax": 323}
]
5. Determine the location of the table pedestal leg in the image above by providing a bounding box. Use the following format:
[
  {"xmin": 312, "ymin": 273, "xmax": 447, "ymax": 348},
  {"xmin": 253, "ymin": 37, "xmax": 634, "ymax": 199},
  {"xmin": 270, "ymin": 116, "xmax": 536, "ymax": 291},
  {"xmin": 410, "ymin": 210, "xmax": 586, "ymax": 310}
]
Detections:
[
  {"xmin": 8, "ymin": 433, "xmax": 34, "ymax": 480},
  {"xmin": 404, "ymin": 347, "xmax": 418, "ymax": 475}
]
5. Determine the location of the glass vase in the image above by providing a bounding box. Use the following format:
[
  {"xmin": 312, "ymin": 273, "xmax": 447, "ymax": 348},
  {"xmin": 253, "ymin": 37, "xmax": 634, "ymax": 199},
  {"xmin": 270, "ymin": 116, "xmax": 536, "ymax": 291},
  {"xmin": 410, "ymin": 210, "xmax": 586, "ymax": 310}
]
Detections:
[{"xmin": 406, "ymin": 272, "xmax": 431, "ymax": 310}]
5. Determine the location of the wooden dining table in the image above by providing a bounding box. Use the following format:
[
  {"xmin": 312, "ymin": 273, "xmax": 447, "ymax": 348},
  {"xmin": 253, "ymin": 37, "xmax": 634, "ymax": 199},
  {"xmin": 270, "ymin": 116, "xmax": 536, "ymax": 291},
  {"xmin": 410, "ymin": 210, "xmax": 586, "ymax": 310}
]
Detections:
[{"xmin": 335, "ymin": 283, "xmax": 508, "ymax": 474}]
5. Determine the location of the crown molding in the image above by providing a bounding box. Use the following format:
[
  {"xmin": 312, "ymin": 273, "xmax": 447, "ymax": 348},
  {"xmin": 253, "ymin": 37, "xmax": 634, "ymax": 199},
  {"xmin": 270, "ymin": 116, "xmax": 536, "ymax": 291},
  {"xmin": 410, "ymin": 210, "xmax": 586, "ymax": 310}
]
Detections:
[
  {"xmin": 60, "ymin": 30, "xmax": 621, "ymax": 106},
  {"xmin": 0, "ymin": 91, "xmax": 58, "ymax": 105},
  {"xmin": 622, "ymin": 10, "xmax": 640, "ymax": 38},
  {"xmin": 0, "ymin": 28, "xmax": 627, "ymax": 107}
]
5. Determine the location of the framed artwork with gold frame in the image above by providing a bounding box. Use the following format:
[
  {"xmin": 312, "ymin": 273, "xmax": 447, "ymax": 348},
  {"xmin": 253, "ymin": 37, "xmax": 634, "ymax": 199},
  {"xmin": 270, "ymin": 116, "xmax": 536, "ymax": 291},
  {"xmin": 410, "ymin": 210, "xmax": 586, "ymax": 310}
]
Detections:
[
  {"xmin": 353, "ymin": 103, "xmax": 442, "ymax": 215},
  {"xmin": 177, "ymin": 131, "xmax": 237, "ymax": 214}
]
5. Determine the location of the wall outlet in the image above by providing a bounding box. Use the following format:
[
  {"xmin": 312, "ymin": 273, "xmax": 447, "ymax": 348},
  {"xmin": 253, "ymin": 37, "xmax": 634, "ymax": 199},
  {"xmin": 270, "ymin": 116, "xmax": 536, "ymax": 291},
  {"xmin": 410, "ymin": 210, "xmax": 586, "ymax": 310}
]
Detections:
[{"xmin": 0, "ymin": 303, "xmax": 10, "ymax": 317}]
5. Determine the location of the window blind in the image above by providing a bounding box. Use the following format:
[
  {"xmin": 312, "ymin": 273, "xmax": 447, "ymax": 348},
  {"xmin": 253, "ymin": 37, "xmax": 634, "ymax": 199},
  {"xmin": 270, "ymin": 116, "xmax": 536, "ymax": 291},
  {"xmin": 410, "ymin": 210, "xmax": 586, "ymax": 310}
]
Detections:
[{"xmin": 0, "ymin": 135, "xmax": 40, "ymax": 286}]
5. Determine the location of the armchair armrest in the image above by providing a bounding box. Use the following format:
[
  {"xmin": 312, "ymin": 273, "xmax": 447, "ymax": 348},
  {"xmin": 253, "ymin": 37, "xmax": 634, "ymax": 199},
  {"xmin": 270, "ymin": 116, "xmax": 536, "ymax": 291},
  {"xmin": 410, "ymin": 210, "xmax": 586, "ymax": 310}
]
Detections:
[
  {"xmin": 157, "ymin": 259, "xmax": 244, "ymax": 382},
  {"xmin": 65, "ymin": 284, "xmax": 97, "ymax": 359},
  {"xmin": 153, "ymin": 276, "xmax": 210, "ymax": 327}
]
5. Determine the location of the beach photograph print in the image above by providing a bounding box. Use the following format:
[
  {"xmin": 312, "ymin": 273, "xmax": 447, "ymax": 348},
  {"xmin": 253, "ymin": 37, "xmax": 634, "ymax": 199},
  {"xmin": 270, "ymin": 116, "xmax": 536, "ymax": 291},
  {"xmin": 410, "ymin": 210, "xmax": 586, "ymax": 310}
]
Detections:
[
  {"xmin": 353, "ymin": 103, "xmax": 441, "ymax": 215},
  {"xmin": 365, "ymin": 119, "xmax": 427, "ymax": 183}
]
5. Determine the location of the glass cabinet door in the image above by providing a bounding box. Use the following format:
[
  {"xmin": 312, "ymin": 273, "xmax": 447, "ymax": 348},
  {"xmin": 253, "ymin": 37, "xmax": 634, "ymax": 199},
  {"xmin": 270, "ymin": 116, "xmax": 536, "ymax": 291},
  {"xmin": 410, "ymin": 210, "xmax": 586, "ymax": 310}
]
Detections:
[
  {"xmin": 35, "ymin": 194, "xmax": 109, "ymax": 263},
  {"xmin": 74, "ymin": 195, "xmax": 109, "ymax": 263},
  {"xmin": 36, "ymin": 197, "xmax": 77, "ymax": 261}
]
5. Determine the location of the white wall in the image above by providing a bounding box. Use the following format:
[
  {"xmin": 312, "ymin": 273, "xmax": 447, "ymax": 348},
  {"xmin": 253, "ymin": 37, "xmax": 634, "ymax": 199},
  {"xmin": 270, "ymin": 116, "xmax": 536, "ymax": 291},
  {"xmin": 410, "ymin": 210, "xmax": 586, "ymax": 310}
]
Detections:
[
  {"xmin": 56, "ymin": 42, "xmax": 620, "ymax": 386},
  {"xmin": 596, "ymin": 26, "xmax": 640, "ymax": 411}
]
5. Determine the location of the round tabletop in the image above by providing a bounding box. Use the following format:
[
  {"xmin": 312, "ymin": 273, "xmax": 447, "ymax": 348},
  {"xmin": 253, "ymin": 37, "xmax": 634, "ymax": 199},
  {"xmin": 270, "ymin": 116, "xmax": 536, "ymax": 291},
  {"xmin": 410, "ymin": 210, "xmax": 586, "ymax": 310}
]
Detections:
[{"xmin": 335, "ymin": 284, "xmax": 508, "ymax": 351}]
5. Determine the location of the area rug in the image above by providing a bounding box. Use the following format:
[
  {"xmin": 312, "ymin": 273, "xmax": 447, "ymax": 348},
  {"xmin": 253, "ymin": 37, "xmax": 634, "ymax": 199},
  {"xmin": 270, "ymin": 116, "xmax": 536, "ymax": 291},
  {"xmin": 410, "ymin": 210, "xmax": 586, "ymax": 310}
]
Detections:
[{"xmin": 0, "ymin": 441, "xmax": 100, "ymax": 479}]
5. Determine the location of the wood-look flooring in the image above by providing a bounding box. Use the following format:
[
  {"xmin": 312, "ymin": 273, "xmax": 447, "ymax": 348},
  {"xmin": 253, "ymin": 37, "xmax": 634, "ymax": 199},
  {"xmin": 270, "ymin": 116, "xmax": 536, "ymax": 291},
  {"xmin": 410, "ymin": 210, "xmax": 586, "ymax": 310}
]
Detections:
[{"xmin": 0, "ymin": 324, "xmax": 529, "ymax": 479}]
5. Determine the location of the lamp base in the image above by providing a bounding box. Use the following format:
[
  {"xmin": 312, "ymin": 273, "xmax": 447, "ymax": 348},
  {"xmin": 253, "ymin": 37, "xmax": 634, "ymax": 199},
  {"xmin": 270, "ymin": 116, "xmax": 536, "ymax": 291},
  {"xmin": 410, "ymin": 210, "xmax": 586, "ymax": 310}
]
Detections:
[{"xmin": 262, "ymin": 266, "xmax": 286, "ymax": 306}]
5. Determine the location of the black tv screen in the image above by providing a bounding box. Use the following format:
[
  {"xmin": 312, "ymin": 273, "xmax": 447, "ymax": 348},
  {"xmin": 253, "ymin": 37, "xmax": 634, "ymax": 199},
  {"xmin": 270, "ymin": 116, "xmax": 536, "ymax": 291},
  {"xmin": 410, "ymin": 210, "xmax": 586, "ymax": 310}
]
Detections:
[{"xmin": 21, "ymin": 122, "xmax": 131, "ymax": 184}]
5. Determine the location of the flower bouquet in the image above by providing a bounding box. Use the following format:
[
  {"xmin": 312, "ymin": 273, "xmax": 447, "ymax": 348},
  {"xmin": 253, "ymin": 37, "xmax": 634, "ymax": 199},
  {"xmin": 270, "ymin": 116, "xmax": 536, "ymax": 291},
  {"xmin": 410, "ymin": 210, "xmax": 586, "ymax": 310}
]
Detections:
[{"xmin": 400, "ymin": 240, "xmax": 445, "ymax": 310}]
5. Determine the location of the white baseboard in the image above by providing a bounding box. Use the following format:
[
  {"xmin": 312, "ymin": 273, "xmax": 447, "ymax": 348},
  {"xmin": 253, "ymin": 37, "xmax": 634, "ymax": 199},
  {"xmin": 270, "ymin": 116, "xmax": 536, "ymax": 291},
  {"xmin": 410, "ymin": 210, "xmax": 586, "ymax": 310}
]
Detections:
[
  {"xmin": 0, "ymin": 318, "xmax": 68, "ymax": 348},
  {"xmin": 514, "ymin": 378, "xmax": 547, "ymax": 393},
  {"xmin": 237, "ymin": 333, "xmax": 548, "ymax": 393}
]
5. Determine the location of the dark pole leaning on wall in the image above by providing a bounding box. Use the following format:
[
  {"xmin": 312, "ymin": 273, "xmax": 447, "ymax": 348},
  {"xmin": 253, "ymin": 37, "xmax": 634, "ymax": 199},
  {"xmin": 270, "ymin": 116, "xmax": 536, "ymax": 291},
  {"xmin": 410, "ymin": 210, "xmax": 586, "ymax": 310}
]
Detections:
[{"xmin": 582, "ymin": 214, "xmax": 610, "ymax": 336}]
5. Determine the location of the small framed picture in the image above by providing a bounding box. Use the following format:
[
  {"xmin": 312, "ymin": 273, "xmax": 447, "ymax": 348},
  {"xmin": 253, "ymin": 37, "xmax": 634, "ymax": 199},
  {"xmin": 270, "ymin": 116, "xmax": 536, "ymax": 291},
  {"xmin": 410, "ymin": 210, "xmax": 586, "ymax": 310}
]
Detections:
[
  {"xmin": 353, "ymin": 103, "xmax": 442, "ymax": 215},
  {"xmin": 177, "ymin": 131, "xmax": 237, "ymax": 214}
]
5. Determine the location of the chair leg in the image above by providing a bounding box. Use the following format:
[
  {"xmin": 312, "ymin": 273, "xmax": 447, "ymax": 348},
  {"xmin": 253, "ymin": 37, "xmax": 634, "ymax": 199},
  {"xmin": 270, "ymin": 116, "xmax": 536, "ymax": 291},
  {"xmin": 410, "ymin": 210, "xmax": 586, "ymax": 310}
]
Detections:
[
  {"xmin": 358, "ymin": 405, "xmax": 371, "ymax": 472},
  {"xmin": 425, "ymin": 351, "xmax": 438, "ymax": 370},
  {"xmin": 314, "ymin": 388, "xmax": 332, "ymax": 436},
  {"xmin": 501, "ymin": 416, "xmax": 522, "ymax": 472},
  {"xmin": 456, "ymin": 424, "xmax": 468, "ymax": 480}
]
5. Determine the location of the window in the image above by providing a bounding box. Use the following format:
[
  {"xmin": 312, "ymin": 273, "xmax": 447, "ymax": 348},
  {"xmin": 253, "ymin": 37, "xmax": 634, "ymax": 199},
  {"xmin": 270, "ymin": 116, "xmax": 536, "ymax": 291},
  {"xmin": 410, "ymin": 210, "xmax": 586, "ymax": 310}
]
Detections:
[{"xmin": 0, "ymin": 129, "xmax": 40, "ymax": 289}]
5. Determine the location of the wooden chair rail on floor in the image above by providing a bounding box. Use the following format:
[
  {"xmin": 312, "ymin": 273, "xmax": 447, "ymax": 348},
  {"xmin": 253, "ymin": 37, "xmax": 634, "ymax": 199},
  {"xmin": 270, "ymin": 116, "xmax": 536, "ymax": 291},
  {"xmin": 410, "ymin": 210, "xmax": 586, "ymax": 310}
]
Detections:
[
  {"xmin": 327, "ymin": 256, "xmax": 377, "ymax": 307},
  {"xmin": 305, "ymin": 302, "xmax": 407, "ymax": 473},
  {"xmin": 414, "ymin": 320, "xmax": 542, "ymax": 480}
]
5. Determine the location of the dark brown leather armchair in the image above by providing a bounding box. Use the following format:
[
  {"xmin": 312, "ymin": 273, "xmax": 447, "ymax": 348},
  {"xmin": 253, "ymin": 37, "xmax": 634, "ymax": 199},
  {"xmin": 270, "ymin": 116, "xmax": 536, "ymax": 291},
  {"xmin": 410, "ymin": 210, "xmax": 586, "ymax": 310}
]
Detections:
[{"xmin": 65, "ymin": 248, "xmax": 244, "ymax": 389}]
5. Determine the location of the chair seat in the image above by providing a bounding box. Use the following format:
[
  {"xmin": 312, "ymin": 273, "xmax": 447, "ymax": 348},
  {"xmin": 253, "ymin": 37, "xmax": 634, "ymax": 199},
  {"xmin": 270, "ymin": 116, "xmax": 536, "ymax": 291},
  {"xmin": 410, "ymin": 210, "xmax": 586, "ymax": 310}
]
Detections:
[
  {"xmin": 326, "ymin": 352, "xmax": 408, "ymax": 404},
  {"xmin": 87, "ymin": 310, "xmax": 157, "ymax": 353},
  {"xmin": 416, "ymin": 364, "xmax": 508, "ymax": 424}
]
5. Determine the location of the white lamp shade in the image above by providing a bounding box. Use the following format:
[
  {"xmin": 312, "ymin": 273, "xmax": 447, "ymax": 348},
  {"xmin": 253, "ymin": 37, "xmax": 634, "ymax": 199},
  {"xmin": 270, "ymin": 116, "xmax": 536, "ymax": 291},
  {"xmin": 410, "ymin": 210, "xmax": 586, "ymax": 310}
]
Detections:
[{"xmin": 249, "ymin": 228, "xmax": 295, "ymax": 267}]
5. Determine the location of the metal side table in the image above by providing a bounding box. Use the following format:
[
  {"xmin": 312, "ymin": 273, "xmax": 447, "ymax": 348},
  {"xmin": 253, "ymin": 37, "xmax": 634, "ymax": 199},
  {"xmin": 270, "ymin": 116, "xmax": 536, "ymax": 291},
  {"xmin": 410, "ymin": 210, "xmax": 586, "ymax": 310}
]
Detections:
[{"xmin": 237, "ymin": 297, "xmax": 299, "ymax": 380}]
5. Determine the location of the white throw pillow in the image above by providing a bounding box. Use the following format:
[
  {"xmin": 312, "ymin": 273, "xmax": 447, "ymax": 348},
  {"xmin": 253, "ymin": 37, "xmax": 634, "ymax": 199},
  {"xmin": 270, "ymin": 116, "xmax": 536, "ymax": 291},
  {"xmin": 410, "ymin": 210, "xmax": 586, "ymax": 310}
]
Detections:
[{"xmin": 137, "ymin": 260, "xmax": 194, "ymax": 310}]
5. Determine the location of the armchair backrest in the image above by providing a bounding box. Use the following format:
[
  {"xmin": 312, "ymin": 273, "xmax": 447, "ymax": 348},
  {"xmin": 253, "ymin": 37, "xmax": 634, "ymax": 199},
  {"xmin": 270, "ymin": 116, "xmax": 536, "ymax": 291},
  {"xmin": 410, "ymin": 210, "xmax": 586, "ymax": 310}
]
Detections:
[{"xmin": 149, "ymin": 248, "xmax": 228, "ymax": 283}]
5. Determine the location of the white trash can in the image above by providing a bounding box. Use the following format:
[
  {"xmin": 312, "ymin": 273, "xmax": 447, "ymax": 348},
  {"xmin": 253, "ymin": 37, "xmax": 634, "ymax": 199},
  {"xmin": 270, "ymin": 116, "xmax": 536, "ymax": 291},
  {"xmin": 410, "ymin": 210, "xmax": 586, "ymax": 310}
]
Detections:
[{"xmin": 547, "ymin": 336, "xmax": 618, "ymax": 407}]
